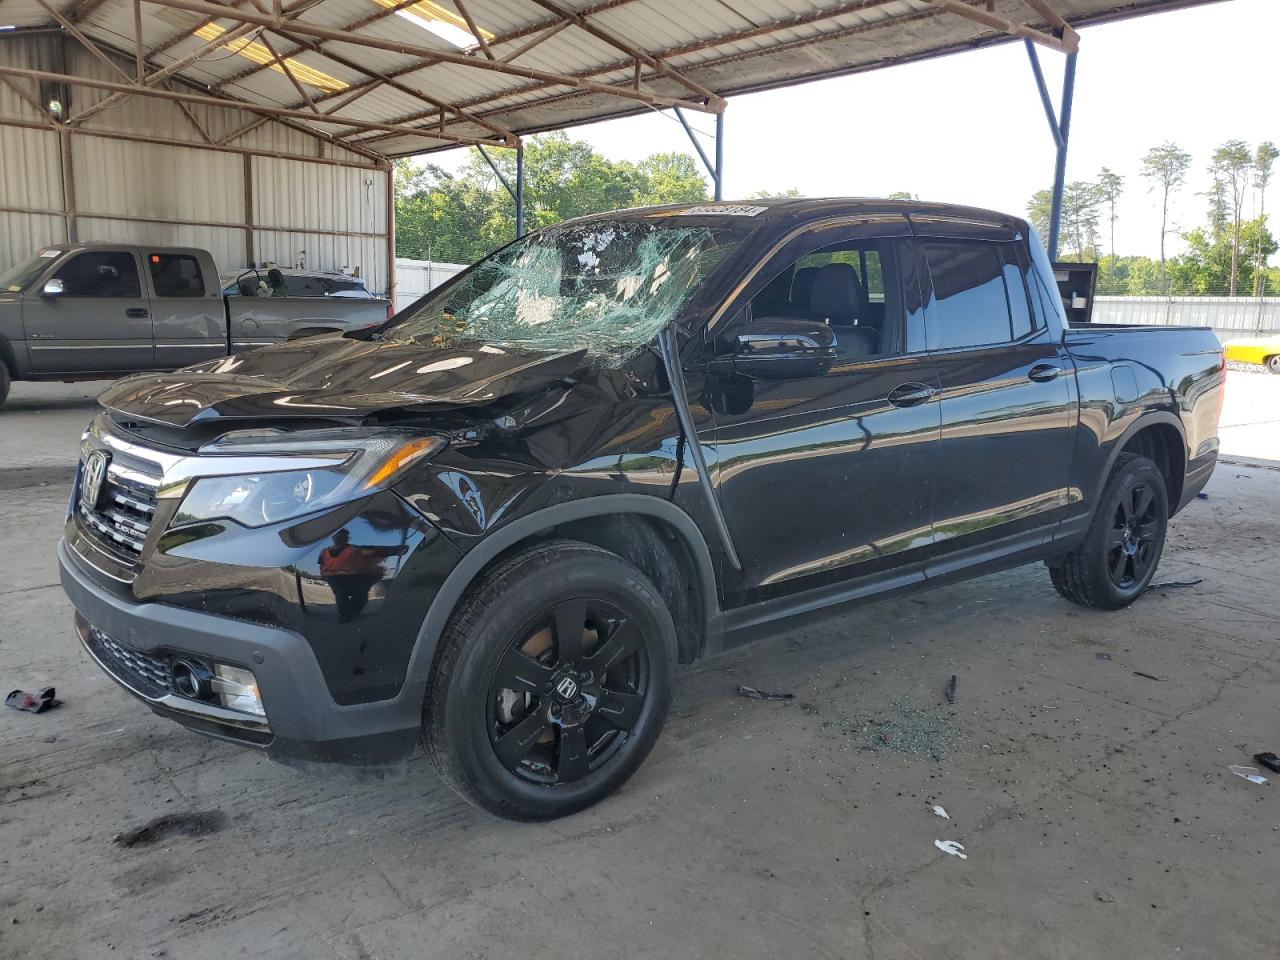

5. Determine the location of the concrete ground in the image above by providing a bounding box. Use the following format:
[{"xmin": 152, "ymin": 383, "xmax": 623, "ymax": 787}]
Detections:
[{"xmin": 1, "ymin": 372, "xmax": 1277, "ymax": 960}]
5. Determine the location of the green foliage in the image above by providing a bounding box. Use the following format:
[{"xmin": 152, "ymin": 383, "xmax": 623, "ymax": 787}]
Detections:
[
  {"xmin": 746, "ymin": 187, "xmax": 802, "ymax": 199},
  {"xmin": 394, "ymin": 133, "xmax": 710, "ymax": 264},
  {"xmin": 1027, "ymin": 181, "xmax": 1102, "ymax": 260},
  {"xmin": 1169, "ymin": 217, "xmax": 1278, "ymax": 296}
]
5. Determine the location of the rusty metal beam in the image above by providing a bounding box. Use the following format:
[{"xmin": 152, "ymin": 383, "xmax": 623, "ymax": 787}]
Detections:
[
  {"xmin": 1023, "ymin": 0, "xmax": 1081, "ymax": 48},
  {"xmin": 920, "ymin": 0, "xmax": 1076, "ymax": 52},
  {"xmin": 501, "ymin": 19, "xmax": 572, "ymax": 64},
  {"xmin": 453, "ymin": 0, "xmax": 494, "ymax": 59},
  {"xmin": 528, "ymin": 0, "xmax": 723, "ymax": 106},
  {"xmin": 0, "ymin": 113, "xmax": 382, "ymax": 169},
  {"xmin": 141, "ymin": 0, "xmax": 721, "ymax": 114},
  {"xmin": 352, "ymin": 0, "xmax": 905, "ymax": 146},
  {"xmin": 211, "ymin": 0, "xmax": 418, "ymax": 89},
  {"xmin": 257, "ymin": 31, "xmax": 320, "ymax": 113},
  {"xmin": 265, "ymin": 31, "xmax": 516, "ymax": 140},
  {"xmin": 0, "ymin": 64, "xmax": 508, "ymax": 149},
  {"xmin": 35, "ymin": 0, "xmax": 132, "ymax": 81},
  {"xmin": 70, "ymin": 18, "xmax": 267, "ymax": 124},
  {"xmin": 67, "ymin": 0, "xmax": 113, "ymax": 23}
]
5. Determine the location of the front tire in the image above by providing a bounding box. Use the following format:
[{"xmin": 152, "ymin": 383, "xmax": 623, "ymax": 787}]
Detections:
[
  {"xmin": 0, "ymin": 362, "xmax": 10, "ymax": 408},
  {"xmin": 1048, "ymin": 453, "xmax": 1168, "ymax": 610},
  {"xmin": 1266, "ymin": 355, "xmax": 1280, "ymax": 375},
  {"xmin": 423, "ymin": 540, "xmax": 677, "ymax": 820}
]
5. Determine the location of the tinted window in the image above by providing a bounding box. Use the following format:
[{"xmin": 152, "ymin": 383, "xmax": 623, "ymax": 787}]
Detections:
[
  {"xmin": 149, "ymin": 253, "xmax": 205, "ymax": 297},
  {"xmin": 1003, "ymin": 261, "xmax": 1032, "ymax": 339},
  {"xmin": 53, "ymin": 252, "xmax": 140, "ymax": 298},
  {"xmin": 743, "ymin": 236, "xmax": 907, "ymax": 362},
  {"xmin": 285, "ymin": 275, "xmax": 327, "ymax": 297},
  {"xmin": 921, "ymin": 241, "xmax": 1013, "ymax": 350},
  {"xmin": 323, "ymin": 278, "xmax": 370, "ymax": 297}
]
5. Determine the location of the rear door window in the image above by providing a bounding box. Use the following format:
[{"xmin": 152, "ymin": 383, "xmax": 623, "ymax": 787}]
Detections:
[
  {"xmin": 148, "ymin": 253, "xmax": 206, "ymax": 297},
  {"xmin": 920, "ymin": 241, "xmax": 1015, "ymax": 350},
  {"xmin": 52, "ymin": 251, "xmax": 141, "ymax": 298}
]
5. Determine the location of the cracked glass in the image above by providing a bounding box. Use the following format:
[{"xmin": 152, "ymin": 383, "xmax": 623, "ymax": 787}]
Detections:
[{"xmin": 385, "ymin": 219, "xmax": 746, "ymax": 366}]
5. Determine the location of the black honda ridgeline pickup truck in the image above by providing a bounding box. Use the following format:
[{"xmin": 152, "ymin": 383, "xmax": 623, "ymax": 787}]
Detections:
[{"xmin": 60, "ymin": 200, "xmax": 1223, "ymax": 820}]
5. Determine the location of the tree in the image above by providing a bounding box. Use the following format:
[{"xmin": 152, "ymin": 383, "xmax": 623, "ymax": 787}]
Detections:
[
  {"xmin": 1026, "ymin": 181, "xmax": 1101, "ymax": 260},
  {"xmin": 1253, "ymin": 142, "xmax": 1278, "ymax": 295},
  {"xmin": 1208, "ymin": 140, "xmax": 1252, "ymax": 295},
  {"xmin": 1140, "ymin": 142, "xmax": 1191, "ymax": 281},
  {"xmin": 887, "ymin": 190, "xmax": 917, "ymax": 201},
  {"xmin": 1169, "ymin": 216, "xmax": 1277, "ymax": 296},
  {"xmin": 393, "ymin": 133, "xmax": 711, "ymax": 263},
  {"xmin": 1097, "ymin": 167, "xmax": 1124, "ymax": 260},
  {"xmin": 746, "ymin": 187, "xmax": 802, "ymax": 199}
]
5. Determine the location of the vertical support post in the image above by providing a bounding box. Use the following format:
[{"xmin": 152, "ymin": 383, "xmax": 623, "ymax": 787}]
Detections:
[
  {"xmin": 515, "ymin": 140, "xmax": 525, "ymax": 238},
  {"xmin": 60, "ymin": 128, "xmax": 78, "ymax": 244},
  {"xmin": 713, "ymin": 111, "xmax": 724, "ymax": 201},
  {"xmin": 242, "ymin": 154, "xmax": 255, "ymax": 268},
  {"xmin": 386, "ymin": 164, "xmax": 396, "ymax": 305},
  {"xmin": 1047, "ymin": 52, "xmax": 1076, "ymax": 263}
]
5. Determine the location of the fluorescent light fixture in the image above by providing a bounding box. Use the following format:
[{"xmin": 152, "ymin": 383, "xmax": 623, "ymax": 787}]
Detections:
[
  {"xmin": 370, "ymin": 0, "xmax": 493, "ymax": 49},
  {"xmin": 194, "ymin": 24, "xmax": 348, "ymax": 92}
]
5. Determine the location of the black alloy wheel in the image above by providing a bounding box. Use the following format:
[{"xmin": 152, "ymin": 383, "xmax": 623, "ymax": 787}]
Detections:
[
  {"xmin": 487, "ymin": 597, "xmax": 649, "ymax": 786},
  {"xmin": 1048, "ymin": 453, "xmax": 1169, "ymax": 610},
  {"xmin": 1105, "ymin": 479, "xmax": 1161, "ymax": 590},
  {"xmin": 424, "ymin": 540, "xmax": 677, "ymax": 820}
]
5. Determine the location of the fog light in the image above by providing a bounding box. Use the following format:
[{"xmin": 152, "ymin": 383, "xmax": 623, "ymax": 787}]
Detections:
[{"xmin": 211, "ymin": 664, "xmax": 265, "ymax": 717}]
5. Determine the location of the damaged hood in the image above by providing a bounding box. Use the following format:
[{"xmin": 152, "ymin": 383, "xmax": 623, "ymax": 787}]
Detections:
[{"xmin": 97, "ymin": 334, "xmax": 590, "ymax": 426}]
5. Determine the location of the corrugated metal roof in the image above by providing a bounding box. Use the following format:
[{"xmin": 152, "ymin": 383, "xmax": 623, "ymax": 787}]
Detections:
[{"xmin": 4, "ymin": 0, "xmax": 1227, "ymax": 159}]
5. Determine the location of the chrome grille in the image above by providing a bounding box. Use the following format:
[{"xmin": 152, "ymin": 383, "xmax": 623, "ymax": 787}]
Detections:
[
  {"xmin": 84, "ymin": 625, "xmax": 171, "ymax": 699},
  {"xmin": 76, "ymin": 466, "xmax": 158, "ymax": 559}
]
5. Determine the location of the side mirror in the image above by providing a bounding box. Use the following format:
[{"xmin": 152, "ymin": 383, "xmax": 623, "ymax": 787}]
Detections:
[
  {"xmin": 41, "ymin": 278, "xmax": 65, "ymax": 298},
  {"xmin": 713, "ymin": 318, "xmax": 836, "ymax": 381}
]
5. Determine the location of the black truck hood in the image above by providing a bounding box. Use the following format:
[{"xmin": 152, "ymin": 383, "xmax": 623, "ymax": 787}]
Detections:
[{"xmin": 97, "ymin": 335, "xmax": 590, "ymax": 426}]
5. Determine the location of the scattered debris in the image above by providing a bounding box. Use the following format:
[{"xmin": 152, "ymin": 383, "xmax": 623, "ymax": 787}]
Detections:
[
  {"xmin": 850, "ymin": 700, "xmax": 956, "ymax": 761},
  {"xmin": 1146, "ymin": 577, "xmax": 1203, "ymax": 591},
  {"xmin": 1132, "ymin": 671, "xmax": 1165, "ymax": 682},
  {"xmin": 943, "ymin": 675, "xmax": 957, "ymax": 705},
  {"xmin": 1195, "ymin": 492, "xmax": 1209, "ymax": 500},
  {"xmin": 932, "ymin": 805, "xmax": 949, "ymax": 819},
  {"xmin": 5, "ymin": 687, "xmax": 60, "ymax": 714},
  {"xmin": 1253, "ymin": 752, "xmax": 1280, "ymax": 774},
  {"xmin": 736, "ymin": 685, "xmax": 794, "ymax": 702},
  {"xmin": 1095, "ymin": 652, "xmax": 1112, "ymax": 661},
  {"xmin": 113, "ymin": 811, "xmax": 227, "ymax": 848},
  {"xmin": 1094, "ymin": 891, "xmax": 1116, "ymax": 903},
  {"xmin": 1227, "ymin": 765, "xmax": 1268, "ymax": 786},
  {"xmin": 934, "ymin": 839, "xmax": 967, "ymax": 859}
]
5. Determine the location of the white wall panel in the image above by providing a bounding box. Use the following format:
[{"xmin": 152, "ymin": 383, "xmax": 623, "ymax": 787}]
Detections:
[
  {"xmin": 0, "ymin": 213, "xmax": 65, "ymax": 270},
  {"xmin": 72, "ymin": 136, "xmax": 243, "ymax": 224}
]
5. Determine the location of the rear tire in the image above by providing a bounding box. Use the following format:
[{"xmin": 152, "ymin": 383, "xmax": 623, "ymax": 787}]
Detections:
[
  {"xmin": 423, "ymin": 540, "xmax": 677, "ymax": 821},
  {"xmin": 0, "ymin": 362, "xmax": 10, "ymax": 408},
  {"xmin": 1048, "ymin": 453, "xmax": 1168, "ymax": 610},
  {"xmin": 1266, "ymin": 355, "xmax": 1280, "ymax": 375}
]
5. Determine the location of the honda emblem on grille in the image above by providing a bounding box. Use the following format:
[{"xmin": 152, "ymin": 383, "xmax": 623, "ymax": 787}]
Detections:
[{"xmin": 80, "ymin": 450, "xmax": 111, "ymax": 511}]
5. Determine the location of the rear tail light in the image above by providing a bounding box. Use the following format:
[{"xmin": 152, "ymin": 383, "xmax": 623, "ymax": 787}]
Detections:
[
  {"xmin": 1217, "ymin": 350, "xmax": 1226, "ymax": 424},
  {"xmin": 386, "ymin": 300, "xmax": 395, "ymax": 320}
]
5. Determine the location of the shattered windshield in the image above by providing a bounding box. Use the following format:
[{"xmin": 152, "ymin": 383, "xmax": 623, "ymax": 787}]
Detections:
[{"xmin": 383, "ymin": 219, "xmax": 746, "ymax": 366}]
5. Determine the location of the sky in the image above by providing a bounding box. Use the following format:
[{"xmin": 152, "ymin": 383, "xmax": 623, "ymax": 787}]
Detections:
[{"xmin": 423, "ymin": 0, "xmax": 1276, "ymax": 261}]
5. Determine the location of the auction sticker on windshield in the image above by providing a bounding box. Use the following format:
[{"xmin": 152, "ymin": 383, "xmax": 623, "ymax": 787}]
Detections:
[{"xmin": 677, "ymin": 205, "xmax": 767, "ymax": 217}]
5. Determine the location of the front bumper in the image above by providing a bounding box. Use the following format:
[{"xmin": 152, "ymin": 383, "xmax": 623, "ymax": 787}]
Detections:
[{"xmin": 60, "ymin": 539, "xmax": 422, "ymax": 771}]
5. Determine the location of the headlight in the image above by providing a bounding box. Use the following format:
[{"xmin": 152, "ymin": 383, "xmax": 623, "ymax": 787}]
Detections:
[{"xmin": 172, "ymin": 428, "xmax": 445, "ymax": 528}]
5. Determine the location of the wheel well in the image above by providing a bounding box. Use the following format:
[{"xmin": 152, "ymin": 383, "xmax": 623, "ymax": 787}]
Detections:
[
  {"xmin": 503, "ymin": 514, "xmax": 708, "ymax": 665},
  {"xmin": 1121, "ymin": 423, "xmax": 1184, "ymax": 510}
]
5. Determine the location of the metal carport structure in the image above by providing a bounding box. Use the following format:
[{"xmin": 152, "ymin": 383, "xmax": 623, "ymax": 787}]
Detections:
[{"xmin": 1, "ymin": 0, "xmax": 1226, "ymax": 296}]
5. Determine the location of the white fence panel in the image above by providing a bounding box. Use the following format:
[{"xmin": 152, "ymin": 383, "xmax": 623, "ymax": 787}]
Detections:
[
  {"xmin": 1093, "ymin": 296, "xmax": 1280, "ymax": 344},
  {"xmin": 394, "ymin": 258, "xmax": 468, "ymax": 313}
]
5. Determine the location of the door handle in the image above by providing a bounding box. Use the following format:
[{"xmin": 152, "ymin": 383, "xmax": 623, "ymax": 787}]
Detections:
[
  {"xmin": 887, "ymin": 382, "xmax": 937, "ymax": 408},
  {"xmin": 126, "ymin": 308, "xmax": 149, "ymax": 319},
  {"xmin": 1028, "ymin": 363, "xmax": 1061, "ymax": 383}
]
